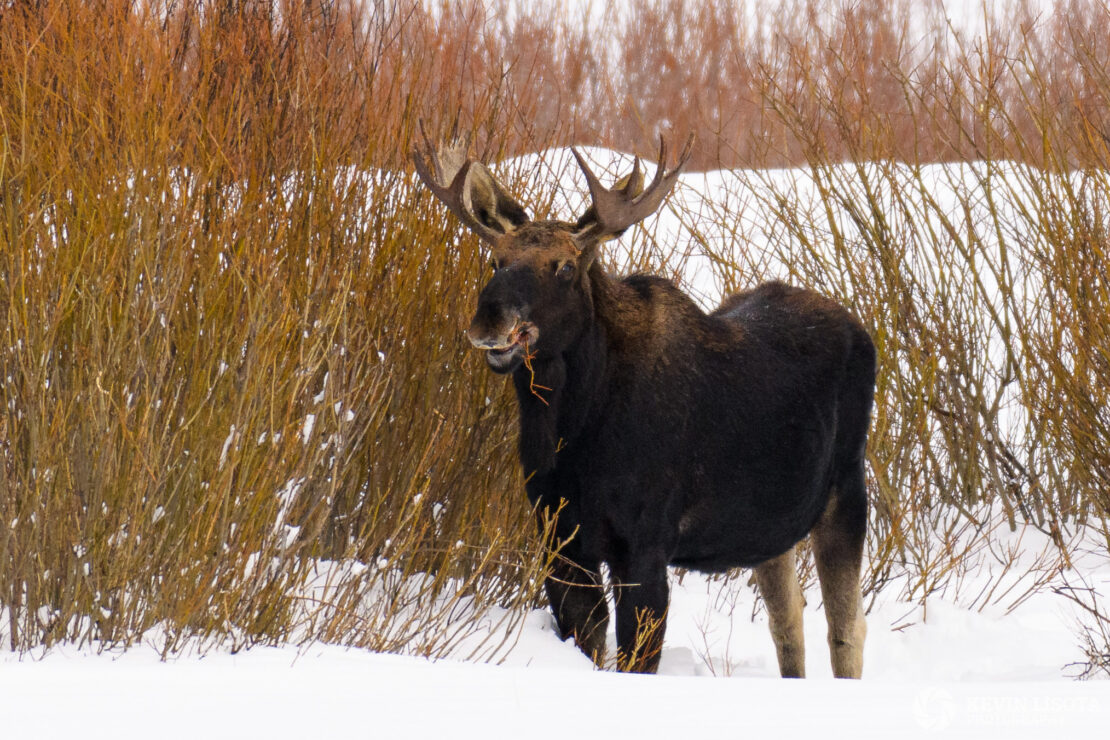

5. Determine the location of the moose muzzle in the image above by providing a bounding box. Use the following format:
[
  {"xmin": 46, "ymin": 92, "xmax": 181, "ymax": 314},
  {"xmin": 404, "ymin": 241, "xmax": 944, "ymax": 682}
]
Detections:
[{"xmin": 466, "ymin": 316, "xmax": 539, "ymax": 373}]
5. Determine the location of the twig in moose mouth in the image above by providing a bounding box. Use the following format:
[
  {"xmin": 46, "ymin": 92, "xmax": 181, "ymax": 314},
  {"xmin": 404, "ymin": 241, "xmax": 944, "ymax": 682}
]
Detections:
[{"xmin": 521, "ymin": 340, "xmax": 552, "ymax": 406}]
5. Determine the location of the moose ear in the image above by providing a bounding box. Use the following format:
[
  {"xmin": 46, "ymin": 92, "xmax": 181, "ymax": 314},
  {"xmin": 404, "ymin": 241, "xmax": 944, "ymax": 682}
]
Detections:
[
  {"xmin": 413, "ymin": 135, "xmax": 530, "ymax": 245},
  {"xmin": 570, "ymin": 157, "xmax": 648, "ymax": 270},
  {"xmin": 463, "ymin": 162, "xmax": 530, "ymax": 235}
]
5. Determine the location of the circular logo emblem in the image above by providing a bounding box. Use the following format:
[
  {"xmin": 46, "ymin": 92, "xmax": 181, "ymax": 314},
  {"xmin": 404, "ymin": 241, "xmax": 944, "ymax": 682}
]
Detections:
[{"xmin": 913, "ymin": 687, "xmax": 957, "ymax": 731}]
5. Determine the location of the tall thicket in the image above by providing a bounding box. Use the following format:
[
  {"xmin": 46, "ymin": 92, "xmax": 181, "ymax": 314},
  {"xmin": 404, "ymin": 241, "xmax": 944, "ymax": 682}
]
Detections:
[{"xmin": 1, "ymin": 0, "xmax": 1108, "ymax": 653}]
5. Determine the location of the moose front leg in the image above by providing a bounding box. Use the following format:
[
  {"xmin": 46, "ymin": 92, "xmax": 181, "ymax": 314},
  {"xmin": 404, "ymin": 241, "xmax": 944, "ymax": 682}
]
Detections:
[
  {"xmin": 529, "ymin": 478, "xmax": 608, "ymax": 668},
  {"xmin": 544, "ymin": 555, "xmax": 609, "ymax": 667},
  {"xmin": 610, "ymin": 554, "xmax": 669, "ymax": 673}
]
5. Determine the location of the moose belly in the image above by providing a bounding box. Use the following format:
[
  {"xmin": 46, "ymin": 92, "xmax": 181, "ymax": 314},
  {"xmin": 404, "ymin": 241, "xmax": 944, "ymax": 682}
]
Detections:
[
  {"xmin": 668, "ymin": 465, "xmax": 832, "ymax": 572},
  {"xmin": 670, "ymin": 527, "xmax": 807, "ymax": 572}
]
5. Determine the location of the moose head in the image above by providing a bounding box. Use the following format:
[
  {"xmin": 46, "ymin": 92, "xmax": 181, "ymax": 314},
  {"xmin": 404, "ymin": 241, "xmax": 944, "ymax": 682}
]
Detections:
[{"xmin": 413, "ymin": 131, "xmax": 693, "ymax": 374}]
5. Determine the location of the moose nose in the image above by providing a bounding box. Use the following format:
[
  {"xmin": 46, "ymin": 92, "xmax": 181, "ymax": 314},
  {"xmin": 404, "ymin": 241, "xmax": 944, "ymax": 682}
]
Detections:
[
  {"xmin": 467, "ymin": 328, "xmax": 513, "ymax": 351},
  {"xmin": 467, "ymin": 314, "xmax": 520, "ymax": 351}
]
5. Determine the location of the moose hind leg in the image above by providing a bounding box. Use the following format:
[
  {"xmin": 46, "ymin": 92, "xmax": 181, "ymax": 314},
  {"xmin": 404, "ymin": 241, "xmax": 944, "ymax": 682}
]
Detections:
[
  {"xmin": 545, "ymin": 556, "xmax": 609, "ymax": 667},
  {"xmin": 754, "ymin": 546, "xmax": 806, "ymax": 678},
  {"xmin": 812, "ymin": 464, "xmax": 868, "ymax": 678}
]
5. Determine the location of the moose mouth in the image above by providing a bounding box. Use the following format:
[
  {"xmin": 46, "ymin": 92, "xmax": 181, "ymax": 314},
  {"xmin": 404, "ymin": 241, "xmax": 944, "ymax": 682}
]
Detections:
[{"xmin": 478, "ymin": 322, "xmax": 539, "ymax": 374}]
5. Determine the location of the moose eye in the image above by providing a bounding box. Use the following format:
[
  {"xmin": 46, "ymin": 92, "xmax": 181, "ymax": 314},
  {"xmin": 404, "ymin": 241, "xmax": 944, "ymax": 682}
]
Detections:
[{"xmin": 556, "ymin": 262, "xmax": 575, "ymax": 280}]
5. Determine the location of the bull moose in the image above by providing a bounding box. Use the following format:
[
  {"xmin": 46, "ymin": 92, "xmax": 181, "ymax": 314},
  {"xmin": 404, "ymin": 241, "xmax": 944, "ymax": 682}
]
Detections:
[{"xmin": 413, "ymin": 133, "xmax": 876, "ymax": 677}]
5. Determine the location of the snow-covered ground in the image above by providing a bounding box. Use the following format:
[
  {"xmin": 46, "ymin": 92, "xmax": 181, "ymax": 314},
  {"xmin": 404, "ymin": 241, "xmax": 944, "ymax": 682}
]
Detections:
[
  {"xmin": 4, "ymin": 526, "xmax": 1109, "ymax": 738},
  {"xmin": 3, "ymin": 568, "xmax": 1109, "ymax": 739}
]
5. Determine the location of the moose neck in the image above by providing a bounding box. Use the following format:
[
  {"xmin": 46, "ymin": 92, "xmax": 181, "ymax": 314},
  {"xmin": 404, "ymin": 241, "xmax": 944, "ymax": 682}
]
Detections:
[{"xmin": 511, "ymin": 264, "xmax": 615, "ymax": 478}]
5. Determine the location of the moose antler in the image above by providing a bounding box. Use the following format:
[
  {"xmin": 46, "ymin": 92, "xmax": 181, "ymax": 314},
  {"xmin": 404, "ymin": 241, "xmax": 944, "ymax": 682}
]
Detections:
[
  {"xmin": 412, "ymin": 124, "xmax": 506, "ymax": 245},
  {"xmin": 571, "ymin": 134, "xmax": 694, "ymax": 241}
]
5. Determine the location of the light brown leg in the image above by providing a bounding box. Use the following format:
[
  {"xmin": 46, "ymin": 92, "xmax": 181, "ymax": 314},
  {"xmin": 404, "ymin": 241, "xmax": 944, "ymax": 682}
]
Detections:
[
  {"xmin": 754, "ymin": 546, "xmax": 806, "ymax": 678},
  {"xmin": 812, "ymin": 485, "xmax": 867, "ymax": 679}
]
